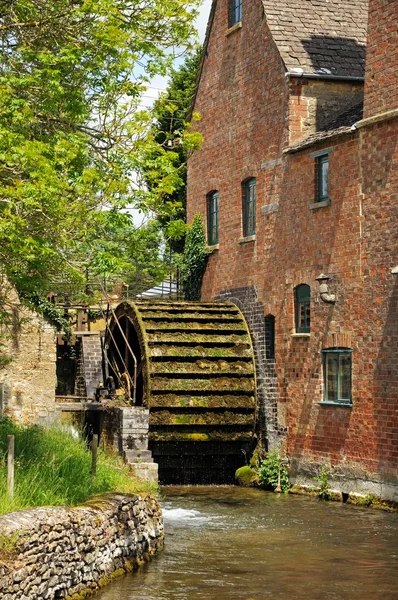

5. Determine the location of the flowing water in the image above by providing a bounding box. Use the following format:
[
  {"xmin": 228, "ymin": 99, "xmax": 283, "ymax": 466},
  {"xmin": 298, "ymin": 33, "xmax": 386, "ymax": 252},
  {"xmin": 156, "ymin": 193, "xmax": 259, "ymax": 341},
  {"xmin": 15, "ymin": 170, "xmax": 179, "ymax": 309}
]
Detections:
[{"xmin": 96, "ymin": 486, "xmax": 398, "ymax": 600}]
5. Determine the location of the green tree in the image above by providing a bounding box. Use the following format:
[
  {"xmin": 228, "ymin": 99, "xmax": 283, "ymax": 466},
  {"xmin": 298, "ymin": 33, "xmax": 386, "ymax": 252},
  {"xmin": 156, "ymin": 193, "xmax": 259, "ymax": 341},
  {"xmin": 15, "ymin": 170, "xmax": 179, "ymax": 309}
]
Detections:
[
  {"xmin": 147, "ymin": 48, "xmax": 202, "ymax": 252},
  {"xmin": 0, "ymin": 0, "xmax": 200, "ymax": 297}
]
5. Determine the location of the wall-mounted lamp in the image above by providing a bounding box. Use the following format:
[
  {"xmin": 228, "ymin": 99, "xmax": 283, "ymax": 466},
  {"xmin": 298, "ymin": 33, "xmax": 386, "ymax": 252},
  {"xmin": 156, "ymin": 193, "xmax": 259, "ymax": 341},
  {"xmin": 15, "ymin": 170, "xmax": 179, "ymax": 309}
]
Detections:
[{"xmin": 315, "ymin": 273, "xmax": 336, "ymax": 304}]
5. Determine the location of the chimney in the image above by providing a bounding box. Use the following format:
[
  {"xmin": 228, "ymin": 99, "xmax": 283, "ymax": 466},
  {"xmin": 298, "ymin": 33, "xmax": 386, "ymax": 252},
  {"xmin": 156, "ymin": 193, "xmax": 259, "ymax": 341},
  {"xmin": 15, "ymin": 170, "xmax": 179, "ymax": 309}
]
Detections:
[{"xmin": 363, "ymin": 0, "xmax": 398, "ymax": 119}]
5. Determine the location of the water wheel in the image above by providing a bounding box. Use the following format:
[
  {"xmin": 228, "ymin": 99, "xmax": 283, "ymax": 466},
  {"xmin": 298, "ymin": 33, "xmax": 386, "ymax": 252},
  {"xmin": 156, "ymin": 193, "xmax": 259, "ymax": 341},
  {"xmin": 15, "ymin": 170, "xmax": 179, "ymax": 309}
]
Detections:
[{"xmin": 106, "ymin": 300, "xmax": 257, "ymax": 484}]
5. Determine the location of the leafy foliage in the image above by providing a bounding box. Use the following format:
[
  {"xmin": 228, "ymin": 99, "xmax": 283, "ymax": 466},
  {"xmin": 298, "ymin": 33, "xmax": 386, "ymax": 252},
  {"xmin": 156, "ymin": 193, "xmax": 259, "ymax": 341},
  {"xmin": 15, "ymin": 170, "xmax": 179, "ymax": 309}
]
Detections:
[
  {"xmin": 258, "ymin": 451, "xmax": 290, "ymax": 493},
  {"xmin": 147, "ymin": 48, "xmax": 202, "ymax": 252},
  {"xmin": 0, "ymin": 0, "xmax": 200, "ymax": 297},
  {"xmin": 0, "ymin": 417, "xmax": 158, "ymax": 515},
  {"xmin": 313, "ymin": 465, "xmax": 330, "ymax": 500},
  {"xmin": 181, "ymin": 213, "xmax": 209, "ymax": 300},
  {"xmin": 22, "ymin": 292, "xmax": 71, "ymax": 336}
]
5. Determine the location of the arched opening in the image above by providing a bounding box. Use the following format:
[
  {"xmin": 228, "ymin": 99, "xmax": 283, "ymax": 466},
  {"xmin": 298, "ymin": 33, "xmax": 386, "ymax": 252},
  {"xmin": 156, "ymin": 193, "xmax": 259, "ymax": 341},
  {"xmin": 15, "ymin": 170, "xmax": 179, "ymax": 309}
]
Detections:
[{"xmin": 107, "ymin": 315, "xmax": 144, "ymax": 405}]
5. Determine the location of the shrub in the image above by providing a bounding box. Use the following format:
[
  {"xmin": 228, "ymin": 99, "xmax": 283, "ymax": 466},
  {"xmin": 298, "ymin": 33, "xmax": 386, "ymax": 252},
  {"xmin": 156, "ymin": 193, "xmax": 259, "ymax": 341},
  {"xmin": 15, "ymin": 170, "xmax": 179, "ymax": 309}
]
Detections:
[
  {"xmin": 313, "ymin": 465, "xmax": 330, "ymax": 500},
  {"xmin": 181, "ymin": 214, "xmax": 210, "ymax": 300},
  {"xmin": 258, "ymin": 451, "xmax": 290, "ymax": 493}
]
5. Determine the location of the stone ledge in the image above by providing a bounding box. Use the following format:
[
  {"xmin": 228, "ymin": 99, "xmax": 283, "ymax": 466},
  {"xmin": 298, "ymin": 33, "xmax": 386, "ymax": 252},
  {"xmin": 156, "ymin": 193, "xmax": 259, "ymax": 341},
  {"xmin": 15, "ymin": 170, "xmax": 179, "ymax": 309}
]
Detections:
[
  {"xmin": 319, "ymin": 400, "xmax": 352, "ymax": 408},
  {"xmin": 226, "ymin": 21, "xmax": 242, "ymax": 36},
  {"xmin": 310, "ymin": 199, "xmax": 331, "ymax": 210},
  {"xmin": 355, "ymin": 107, "xmax": 398, "ymax": 129},
  {"xmin": 238, "ymin": 235, "xmax": 256, "ymax": 244},
  {"xmin": 291, "ymin": 333, "xmax": 310, "ymax": 338}
]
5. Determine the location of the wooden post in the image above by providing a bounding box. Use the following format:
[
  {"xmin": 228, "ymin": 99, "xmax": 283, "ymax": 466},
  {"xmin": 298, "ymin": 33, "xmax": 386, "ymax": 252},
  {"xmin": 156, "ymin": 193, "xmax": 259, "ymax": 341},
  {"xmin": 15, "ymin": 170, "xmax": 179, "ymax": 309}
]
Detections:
[
  {"xmin": 91, "ymin": 434, "xmax": 98, "ymax": 478},
  {"xmin": 7, "ymin": 435, "xmax": 14, "ymax": 500}
]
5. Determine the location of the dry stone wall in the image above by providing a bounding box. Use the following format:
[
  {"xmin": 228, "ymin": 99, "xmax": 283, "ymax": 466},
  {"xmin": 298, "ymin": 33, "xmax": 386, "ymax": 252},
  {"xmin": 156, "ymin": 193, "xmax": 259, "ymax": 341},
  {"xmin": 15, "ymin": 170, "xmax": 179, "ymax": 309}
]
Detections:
[{"xmin": 0, "ymin": 493, "xmax": 164, "ymax": 600}]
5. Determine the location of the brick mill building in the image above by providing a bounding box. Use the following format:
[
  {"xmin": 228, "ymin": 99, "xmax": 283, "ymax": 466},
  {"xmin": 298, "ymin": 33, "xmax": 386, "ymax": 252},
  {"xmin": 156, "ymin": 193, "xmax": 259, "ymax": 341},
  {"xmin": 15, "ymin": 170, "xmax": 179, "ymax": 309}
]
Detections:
[{"xmin": 187, "ymin": 0, "xmax": 398, "ymax": 499}]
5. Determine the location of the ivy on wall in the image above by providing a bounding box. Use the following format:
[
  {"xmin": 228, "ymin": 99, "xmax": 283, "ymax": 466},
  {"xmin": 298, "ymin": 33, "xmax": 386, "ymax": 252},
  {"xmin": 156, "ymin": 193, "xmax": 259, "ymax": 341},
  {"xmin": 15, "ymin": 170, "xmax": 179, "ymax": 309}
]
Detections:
[
  {"xmin": 181, "ymin": 214, "xmax": 210, "ymax": 301},
  {"xmin": 22, "ymin": 293, "xmax": 71, "ymax": 340}
]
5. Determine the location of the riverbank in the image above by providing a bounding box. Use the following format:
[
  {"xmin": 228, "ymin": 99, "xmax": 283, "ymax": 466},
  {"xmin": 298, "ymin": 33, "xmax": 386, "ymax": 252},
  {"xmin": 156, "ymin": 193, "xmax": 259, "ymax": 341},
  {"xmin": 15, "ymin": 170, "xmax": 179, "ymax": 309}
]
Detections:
[
  {"xmin": 288, "ymin": 484, "xmax": 398, "ymax": 512},
  {"xmin": 0, "ymin": 493, "xmax": 164, "ymax": 600},
  {"xmin": 0, "ymin": 417, "xmax": 157, "ymax": 515}
]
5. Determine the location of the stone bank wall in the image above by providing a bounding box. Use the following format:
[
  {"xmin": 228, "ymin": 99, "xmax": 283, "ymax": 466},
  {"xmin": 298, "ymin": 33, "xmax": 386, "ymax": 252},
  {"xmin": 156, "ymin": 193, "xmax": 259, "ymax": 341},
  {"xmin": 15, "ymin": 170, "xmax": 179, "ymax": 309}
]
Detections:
[{"xmin": 0, "ymin": 493, "xmax": 163, "ymax": 600}]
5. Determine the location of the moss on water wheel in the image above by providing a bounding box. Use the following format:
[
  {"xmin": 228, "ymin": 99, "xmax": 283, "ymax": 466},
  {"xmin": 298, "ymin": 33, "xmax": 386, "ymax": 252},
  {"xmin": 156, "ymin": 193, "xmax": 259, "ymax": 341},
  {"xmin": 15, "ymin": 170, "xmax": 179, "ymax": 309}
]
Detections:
[{"xmin": 107, "ymin": 300, "xmax": 257, "ymax": 483}]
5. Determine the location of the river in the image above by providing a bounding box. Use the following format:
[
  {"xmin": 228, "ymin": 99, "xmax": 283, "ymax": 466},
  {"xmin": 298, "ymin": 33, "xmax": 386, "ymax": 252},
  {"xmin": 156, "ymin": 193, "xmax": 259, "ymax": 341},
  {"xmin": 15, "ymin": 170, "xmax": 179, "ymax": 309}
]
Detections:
[{"xmin": 96, "ymin": 486, "xmax": 398, "ymax": 600}]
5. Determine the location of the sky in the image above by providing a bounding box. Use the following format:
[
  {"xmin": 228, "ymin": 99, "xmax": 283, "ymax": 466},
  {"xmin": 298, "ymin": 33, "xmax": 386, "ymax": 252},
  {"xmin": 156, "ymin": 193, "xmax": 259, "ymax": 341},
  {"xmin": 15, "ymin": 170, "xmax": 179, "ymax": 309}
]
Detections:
[
  {"xmin": 196, "ymin": 0, "xmax": 212, "ymax": 42},
  {"xmin": 131, "ymin": 0, "xmax": 212, "ymax": 225},
  {"xmin": 138, "ymin": 0, "xmax": 212, "ymax": 110}
]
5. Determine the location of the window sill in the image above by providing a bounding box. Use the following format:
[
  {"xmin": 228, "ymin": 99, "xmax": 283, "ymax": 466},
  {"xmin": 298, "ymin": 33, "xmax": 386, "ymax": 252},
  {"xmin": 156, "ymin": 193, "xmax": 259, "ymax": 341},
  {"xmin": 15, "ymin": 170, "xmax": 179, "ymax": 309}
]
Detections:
[
  {"xmin": 238, "ymin": 235, "xmax": 256, "ymax": 244},
  {"xmin": 319, "ymin": 401, "xmax": 352, "ymax": 408},
  {"xmin": 207, "ymin": 243, "xmax": 219, "ymax": 252},
  {"xmin": 310, "ymin": 199, "xmax": 331, "ymax": 210},
  {"xmin": 291, "ymin": 333, "xmax": 310, "ymax": 338},
  {"xmin": 226, "ymin": 22, "xmax": 242, "ymax": 36}
]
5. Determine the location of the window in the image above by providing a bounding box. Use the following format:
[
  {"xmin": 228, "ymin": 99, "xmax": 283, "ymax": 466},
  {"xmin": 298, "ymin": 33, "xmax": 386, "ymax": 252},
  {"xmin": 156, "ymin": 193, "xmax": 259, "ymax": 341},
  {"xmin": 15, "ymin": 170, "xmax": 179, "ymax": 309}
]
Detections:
[
  {"xmin": 264, "ymin": 315, "xmax": 275, "ymax": 360},
  {"xmin": 316, "ymin": 154, "xmax": 329, "ymax": 202},
  {"xmin": 322, "ymin": 348, "xmax": 352, "ymax": 405},
  {"xmin": 242, "ymin": 178, "xmax": 256, "ymax": 237},
  {"xmin": 229, "ymin": 0, "xmax": 242, "ymax": 26},
  {"xmin": 207, "ymin": 190, "xmax": 219, "ymax": 246},
  {"xmin": 295, "ymin": 284, "xmax": 310, "ymax": 333}
]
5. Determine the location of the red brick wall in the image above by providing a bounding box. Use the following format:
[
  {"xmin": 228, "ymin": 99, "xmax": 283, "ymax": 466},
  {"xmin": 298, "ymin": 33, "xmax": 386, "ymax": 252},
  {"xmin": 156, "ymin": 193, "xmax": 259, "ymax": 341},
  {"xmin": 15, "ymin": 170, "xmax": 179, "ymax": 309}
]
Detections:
[
  {"xmin": 264, "ymin": 138, "xmax": 374, "ymax": 472},
  {"xmin": 363, "ymin": 0, "xmax": 398, "ymax": 117},
  {"xmin": 187, "ymin": 0, "xmax": 398, "ymax": 496},
  {"xmin": 187, "ymin": 0, "xmax": 289, "ymax": 279},
  {"xmin": 281, "ymin": 129, "xmax": 398, "ymax": 479},
  {"xmin": 357, "ymin": 115, "xmax": 398, "ymax": 479}
]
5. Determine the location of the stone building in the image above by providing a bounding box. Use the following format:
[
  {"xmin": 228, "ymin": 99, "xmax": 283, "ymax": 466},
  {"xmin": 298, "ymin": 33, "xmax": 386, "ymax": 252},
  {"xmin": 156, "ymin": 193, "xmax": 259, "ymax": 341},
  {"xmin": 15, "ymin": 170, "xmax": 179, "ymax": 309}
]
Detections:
[
  {"xmin": 0, "ymin": 278, "xmax": 57, "ymax": 424},
  {"xmin": 187, "ymin": 0, "xmax": 398, "ymax": 499}
]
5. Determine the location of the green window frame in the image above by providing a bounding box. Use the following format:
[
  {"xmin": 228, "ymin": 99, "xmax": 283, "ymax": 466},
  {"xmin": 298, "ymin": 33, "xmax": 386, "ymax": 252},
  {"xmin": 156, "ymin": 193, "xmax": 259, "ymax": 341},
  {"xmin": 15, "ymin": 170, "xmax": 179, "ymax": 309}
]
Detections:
[
  {"xmin": 229, "ymin": 0, "xmax": 242, "ymax": 26},
  {"xmin": 295, "ymin": 284, "xmax": 310, "ymax": 333},
  {"xmin": 207, "ymin": 190, "xmax": 219, "ymax": 246},
  {"xmin": 316, "ymin": 154, "xmax": 329, "ymax": 202},
  {"xmin": 322, "ymin": 348, "xmax": 352, "ymax": 405},
  {"xmin": 243, "ymin": 178, "xmax": 256, "ymax": 237}
]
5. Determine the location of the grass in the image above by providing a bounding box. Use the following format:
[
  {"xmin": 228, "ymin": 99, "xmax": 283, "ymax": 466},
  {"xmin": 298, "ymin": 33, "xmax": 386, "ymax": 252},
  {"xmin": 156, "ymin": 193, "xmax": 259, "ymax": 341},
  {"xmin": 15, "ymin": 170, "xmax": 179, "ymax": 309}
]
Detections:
[
  {"xmin": 0, "ymin": 417, "xmax": 158, "ymax": 516},
  {"xmin": 0, "ymin": 531, "xmax": 20, "ymax": 561}
]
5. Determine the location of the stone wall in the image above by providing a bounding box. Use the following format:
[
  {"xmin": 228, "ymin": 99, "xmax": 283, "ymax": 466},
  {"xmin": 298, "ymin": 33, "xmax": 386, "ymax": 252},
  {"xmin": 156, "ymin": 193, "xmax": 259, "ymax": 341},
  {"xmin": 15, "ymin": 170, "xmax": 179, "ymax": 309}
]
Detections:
[
  {"xmin": 0, "ymin": 280, "xmax": 57, "ymax": 425},
  {"xmin": 102, "ymin": 407, "xmax": 158, "ymax": 483},
  {"xmin": 288, "ymin": 78, "xmax": 364, "ymax": 144},
  {"xmin": 0, "ymin": 493, "xmax": 164, "ymax": 600},
  {"xmin": 216, "ymin": 286, "xmax": 282, "ymax": 451},
  {"xmin": 80, "ymin": 333, "xmax": 103, "ymax": 399}
]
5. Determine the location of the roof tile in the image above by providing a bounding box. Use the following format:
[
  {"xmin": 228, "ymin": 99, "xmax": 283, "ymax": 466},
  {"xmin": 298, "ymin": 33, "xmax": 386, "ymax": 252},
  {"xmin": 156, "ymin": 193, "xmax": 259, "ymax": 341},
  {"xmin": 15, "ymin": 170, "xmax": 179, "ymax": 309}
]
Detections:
[{"xmin": 262, "ymin": 0, "xmax": 368, "ymax": 77}]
